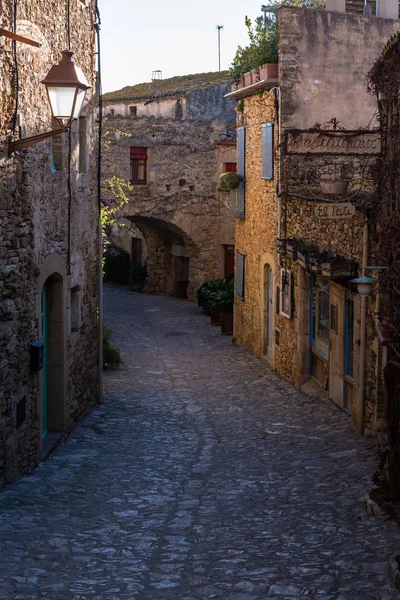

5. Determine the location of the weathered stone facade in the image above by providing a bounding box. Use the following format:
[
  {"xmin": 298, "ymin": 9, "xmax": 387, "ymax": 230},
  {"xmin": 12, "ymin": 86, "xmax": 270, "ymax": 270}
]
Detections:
[
  {"xmin": 0, "ymin": 0, "xmax": 99, "ymax": 485},
  {"xmin": 231, "ymin": 6, "xmax": 399, "ymax": 435},
  {"xmin": 102, "ymin": 74, "xmax": 236, "ymax": 300}
]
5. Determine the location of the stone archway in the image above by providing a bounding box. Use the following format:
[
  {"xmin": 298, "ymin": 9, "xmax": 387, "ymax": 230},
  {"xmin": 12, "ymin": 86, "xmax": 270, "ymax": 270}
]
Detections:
[{"xmin": 126, "ymin": 216, "xmax": 199, "ymax": 300}]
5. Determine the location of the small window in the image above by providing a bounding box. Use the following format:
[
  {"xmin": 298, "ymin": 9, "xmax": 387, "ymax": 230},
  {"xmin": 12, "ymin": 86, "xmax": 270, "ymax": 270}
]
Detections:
[
  {"xmin": 71, "ymin": 286, "xmax": 81, "ymax": 333},
  {"xmin": 78, "ymin": 116, "xmax": 87, "ymax": 173},
  {"xmin": 224, "ymin": 162, "xmax": 237, "ymax": 173},
  {"xmin": 130, "ymin": 106, "xmax": 137, "ymax": 117},
  {"xmin": 51, "ymin": 117, "xmax": 62, "ymax": 173},
  {"xmin": 130, "ymin": 147, "xmax": 148, "ymax": 185},
  {"xmin": 235, "ymin": 251, "xmax": 245, "ymax": 300},
  {"xmin": 262, "ymin": 122, "xmax": 274, "ymax": 180},
  {"xmin": 110, "ymin": 108, "xmax": 115, "ymax": 117}
]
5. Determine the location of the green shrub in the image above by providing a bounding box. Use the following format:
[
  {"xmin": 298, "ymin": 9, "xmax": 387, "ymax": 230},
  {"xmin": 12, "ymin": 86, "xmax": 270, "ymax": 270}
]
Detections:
[
  {"xmin": 103, "ymin": 323, "xmax": 122, "ymax": 368},
  {"xmin": 104, "ymin": 243, "xmax": 131, "ymax": 285}
]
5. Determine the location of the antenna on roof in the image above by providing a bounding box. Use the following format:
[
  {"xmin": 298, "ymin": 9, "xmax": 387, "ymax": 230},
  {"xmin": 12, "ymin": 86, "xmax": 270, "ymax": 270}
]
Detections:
[
  {"xmin": 152, "ymin": 70, "xmax": 163, "ymax": 82},
  {"xmin": 217, "ymin": 26, "xmax": 224, "ymax": 72}
]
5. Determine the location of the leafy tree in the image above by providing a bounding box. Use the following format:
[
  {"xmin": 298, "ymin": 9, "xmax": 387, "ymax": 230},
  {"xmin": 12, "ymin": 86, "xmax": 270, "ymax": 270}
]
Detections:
[{"xmin": 229, "ymin": 1, "xmax": 323, "ymax": 83}]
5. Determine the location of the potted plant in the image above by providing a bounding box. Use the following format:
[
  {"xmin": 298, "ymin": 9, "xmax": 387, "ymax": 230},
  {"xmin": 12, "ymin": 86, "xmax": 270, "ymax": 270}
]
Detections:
[
  {"xmin": 220, "ymin": 172, "xmax": 244, "ymax": 191},
  {"xmin": 209, "ymin": 278, "xmax": 234, "ymax": 335}
]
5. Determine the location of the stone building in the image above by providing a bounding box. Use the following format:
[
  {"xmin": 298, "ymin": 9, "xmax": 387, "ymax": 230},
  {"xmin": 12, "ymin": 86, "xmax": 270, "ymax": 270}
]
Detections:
[
  {"xmin": 228, "ymin": 3, "xmax": 399, "ymax": 434},
  {"xmin": 102, "ymin": 73, "xmax": 236, "ymax": 300},
  {"xmin": 0, "ymin": 0, "xmax": 99, "ymax": 485}
]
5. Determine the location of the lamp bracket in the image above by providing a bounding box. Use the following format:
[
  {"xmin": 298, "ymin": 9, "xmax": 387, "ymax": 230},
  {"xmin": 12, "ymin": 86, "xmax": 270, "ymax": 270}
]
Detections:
[
  {"xmin": 8, "ymin": 127, "xmax": 69, "ymax": 156},
  {"xmin": 364, "ymin": 266, "xmax": 389, "ymax": 276},
  {"xmin": 0, "ymin": 27, "xmax": 41, "ymax": 47}
]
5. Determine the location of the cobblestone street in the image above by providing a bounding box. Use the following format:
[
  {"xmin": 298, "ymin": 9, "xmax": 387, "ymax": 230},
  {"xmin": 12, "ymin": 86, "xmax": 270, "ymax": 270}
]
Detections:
[{"xmin": 1, "ymin": 285, "xmax": 400, "ymax": 599}]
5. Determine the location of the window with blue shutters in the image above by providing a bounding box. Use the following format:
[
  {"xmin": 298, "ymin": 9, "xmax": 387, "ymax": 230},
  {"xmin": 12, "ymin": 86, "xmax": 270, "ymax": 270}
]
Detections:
[
  {"xmin": 236, "ymin": 126, "xmax": 246, "ymax": 218},
  {"xmin": 261, "ymin": 122, "xmax": 274, "ymax": 180},
  {"xmin": 235, "ymin": 251, "xmax": 245, "ymax": 300}
]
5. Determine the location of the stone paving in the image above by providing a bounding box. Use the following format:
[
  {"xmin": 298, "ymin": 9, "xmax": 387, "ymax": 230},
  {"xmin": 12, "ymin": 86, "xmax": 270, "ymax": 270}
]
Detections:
[{"xmin": 1, "ymin": 285, "xmax": 400, "ymax": 599}]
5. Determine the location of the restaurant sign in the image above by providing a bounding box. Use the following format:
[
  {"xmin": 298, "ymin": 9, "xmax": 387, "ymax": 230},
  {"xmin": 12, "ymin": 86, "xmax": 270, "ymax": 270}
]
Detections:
[
  {"xmin": 315, "ymin": 203, "xmax": 356, "ymax": 219},
  {"xmin": 287, "ymin": 132, "xmax": 380, "ymax": 155}
]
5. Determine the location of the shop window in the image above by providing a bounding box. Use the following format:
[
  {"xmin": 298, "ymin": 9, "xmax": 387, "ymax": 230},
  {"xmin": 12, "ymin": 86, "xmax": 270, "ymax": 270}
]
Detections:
[
  {"xmin": 235, "ymin": 251, "xmax": 245, "ymax": 299},
  {"xmin": 236, "ymin": 126, "xmax": 246, "ymax": 218},
  {"xmin": 312, "ymin": 276, "xmax": 329, "ymax": 358},
  {"xmin": 130, "ymin": 147, "xmax": 148, "ymax": 185},
  {"xmin": 261, "ymin": 122, "xmax": 274, "ymax": 180},
  {"xmin": 280, "ymin": 269, "xmax": 292, "ymax": 319}
]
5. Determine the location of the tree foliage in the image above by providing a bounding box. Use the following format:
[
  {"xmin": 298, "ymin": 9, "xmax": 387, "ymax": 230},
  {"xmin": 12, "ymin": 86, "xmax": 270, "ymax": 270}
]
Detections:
[{"xmin": 229, "ymin": 1, "xmax": 323, "ymax": 84}]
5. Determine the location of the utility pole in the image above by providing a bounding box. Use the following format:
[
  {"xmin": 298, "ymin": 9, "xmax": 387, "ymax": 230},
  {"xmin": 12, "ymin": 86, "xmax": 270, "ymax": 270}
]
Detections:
[{"xmin": 217, "ymin": 25, "xmax": 223, "ymax": 71}]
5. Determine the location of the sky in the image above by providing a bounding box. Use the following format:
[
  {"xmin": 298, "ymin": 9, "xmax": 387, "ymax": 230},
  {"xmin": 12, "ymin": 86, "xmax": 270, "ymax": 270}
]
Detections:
[{"xmin": 98, "ymin": 0, "xmax": 263, "ymax": 93}]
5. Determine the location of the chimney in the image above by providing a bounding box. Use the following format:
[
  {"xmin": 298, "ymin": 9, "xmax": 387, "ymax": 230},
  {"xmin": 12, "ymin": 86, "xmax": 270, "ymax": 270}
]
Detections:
[{"xmin": 152, "ymin": 70, "xmax": 163, "ymax": 82}]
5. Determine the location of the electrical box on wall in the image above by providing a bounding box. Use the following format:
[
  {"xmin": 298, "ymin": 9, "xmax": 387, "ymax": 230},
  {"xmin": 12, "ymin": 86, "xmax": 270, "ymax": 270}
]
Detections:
[{"xmin": 30, "ymin": 341, "xmax": 44, "ymax": 373}]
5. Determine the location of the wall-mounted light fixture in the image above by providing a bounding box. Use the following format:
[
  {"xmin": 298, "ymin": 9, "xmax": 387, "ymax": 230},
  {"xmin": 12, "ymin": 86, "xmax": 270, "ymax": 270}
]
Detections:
[
  {"xmin": 8, "ymin": 50, "xmax": 90, "ymax": 155},
  {"xmin": 351, "ymin": 266, "xmax": 389, "ymax": 296}
]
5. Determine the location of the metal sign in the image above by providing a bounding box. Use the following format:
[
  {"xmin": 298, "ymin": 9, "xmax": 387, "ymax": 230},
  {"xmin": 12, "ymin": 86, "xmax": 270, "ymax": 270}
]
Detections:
[{"xmin": 287, "ymin": 132, "xmax": 380, "ymax": 155}]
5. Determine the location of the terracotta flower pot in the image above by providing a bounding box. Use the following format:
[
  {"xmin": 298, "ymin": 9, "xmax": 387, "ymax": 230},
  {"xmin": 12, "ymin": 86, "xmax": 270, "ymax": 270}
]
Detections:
[
  {"xmin": 320, "ymin": 180, "xmax": 349, "ymax": 195},
  {"xmin": 221, "ymin": 312, "xmax": 233, "ymax": 335},
  {"xmin": 211, "ymin": 305, "xmax": 222, "ymax": 326}
]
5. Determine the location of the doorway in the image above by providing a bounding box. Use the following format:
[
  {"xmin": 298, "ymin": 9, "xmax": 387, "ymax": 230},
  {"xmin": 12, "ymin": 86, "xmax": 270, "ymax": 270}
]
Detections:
[
  {"xmin": 263, "ymin": 264, "xmax": 274, "ymax": 363},
  {"xmin": 41, "ymin": 274, "xmax": 66, "ymax": 437},
  {"xmin": 41, "ymin": 285, "xmax": 48, "ymax": 438},
  {"xmin": 174, "ymin": 255, "xmax": 189, "ymax": 299}
]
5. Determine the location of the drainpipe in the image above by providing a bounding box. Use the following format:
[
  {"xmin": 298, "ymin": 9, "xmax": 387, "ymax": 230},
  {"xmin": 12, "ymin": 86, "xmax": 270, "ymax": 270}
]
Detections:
[
  {"xmin": 95, "ymin": 2, "xmax": 103, "ymax": 404},
  {"xmin": 271, "ymin": 86, "xmax": 282, "ymax": 240},
  {"xmin": 357, "ymin": 222, "xmax": 369, "ymax": 434}
]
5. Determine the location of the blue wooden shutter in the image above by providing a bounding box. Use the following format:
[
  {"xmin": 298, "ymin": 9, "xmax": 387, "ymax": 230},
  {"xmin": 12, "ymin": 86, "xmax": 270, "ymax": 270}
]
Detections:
[
  {"xmin": 237, "ymin": 127, "xmax": 246, "ymax": 217},
  {"xmin": 235, "ymin": 251, "xmax": 245, "ymax": 299},
  {"xmin": 262, "ymin": 123, "xmax": 274, "ymax": 180}
]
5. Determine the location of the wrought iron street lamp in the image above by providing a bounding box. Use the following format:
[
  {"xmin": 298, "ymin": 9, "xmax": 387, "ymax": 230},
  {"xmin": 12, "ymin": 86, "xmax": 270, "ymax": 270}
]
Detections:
[
  {"xmin": 351, "ymin": 266, "xmax": 389, "ymax": 296},
  {"xmin": 9, "ymin": 50, "xmax": 90, "ymax": 155}
]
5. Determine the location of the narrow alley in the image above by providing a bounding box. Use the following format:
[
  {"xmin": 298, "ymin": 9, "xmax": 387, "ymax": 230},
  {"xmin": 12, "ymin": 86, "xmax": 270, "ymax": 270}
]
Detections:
[{"xmin": 1, "ymin": 285, "xmax": 400, "ymax": 599}]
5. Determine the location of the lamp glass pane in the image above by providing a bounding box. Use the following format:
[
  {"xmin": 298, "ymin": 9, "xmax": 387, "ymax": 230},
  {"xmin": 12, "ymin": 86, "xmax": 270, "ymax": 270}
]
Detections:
[
  {"xmin": 48, "ymin": 86, "xmax": 76, "ymax": 119},
  {"xmin": 73, "ymin": 88, "xmax": 87, "ymax": 119}
]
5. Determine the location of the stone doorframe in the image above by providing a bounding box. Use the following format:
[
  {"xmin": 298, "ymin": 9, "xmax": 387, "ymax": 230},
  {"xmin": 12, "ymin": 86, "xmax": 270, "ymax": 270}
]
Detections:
[
  {"xmin": 260, "ymin": 251, "xmax": 277, "ymax": 369},
  {"xmin": 36, "ymin": 252, "xmax": 68, "ymax": 461}
]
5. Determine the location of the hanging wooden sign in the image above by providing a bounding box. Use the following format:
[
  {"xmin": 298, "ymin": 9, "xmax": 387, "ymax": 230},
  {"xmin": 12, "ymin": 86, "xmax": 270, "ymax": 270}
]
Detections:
[{"xmin": 315, "ymin": 203, "xmax": 356, "ymax": 219}]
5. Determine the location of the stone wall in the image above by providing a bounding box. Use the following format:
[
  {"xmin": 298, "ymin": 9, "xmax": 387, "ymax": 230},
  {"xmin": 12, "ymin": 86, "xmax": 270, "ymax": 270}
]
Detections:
[
  {"xmin": 102, "ymin": 86, "xmax": 236, "ymax": 300},
  {"xmin": 233, "ymin": 91, "xmax": 279, "ymax": 359},
  {"xmin": 278, "ymin": 6, "xmax": 399, "ymax": 129},
  {"xmin": 0, "ymin": 0, "xmax": 98, "ymax": 485}
]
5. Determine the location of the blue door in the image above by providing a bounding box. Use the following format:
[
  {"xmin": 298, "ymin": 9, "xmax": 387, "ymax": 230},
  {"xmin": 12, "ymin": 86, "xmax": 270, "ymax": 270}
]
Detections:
[{"xmin": 41, "ymin": 286, "xmax": 48, "ymax": 437}]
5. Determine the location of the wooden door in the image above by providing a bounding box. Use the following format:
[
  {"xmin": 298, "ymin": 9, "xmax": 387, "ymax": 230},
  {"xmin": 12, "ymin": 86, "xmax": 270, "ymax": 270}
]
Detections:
[
  {"xmin": 41, "ymin": 286, "xmax": 48, "ymax": 437},
  {"xmin": 224, "ymin": 245, "xmax": 234, "ymax": 277},
  {"xmin": 329, "ymin": 284, "xmax": 345, "ymax": 408},
  {"xmin": 264, "ymin": 264, "xmax": 273, "ymax": 363}
]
